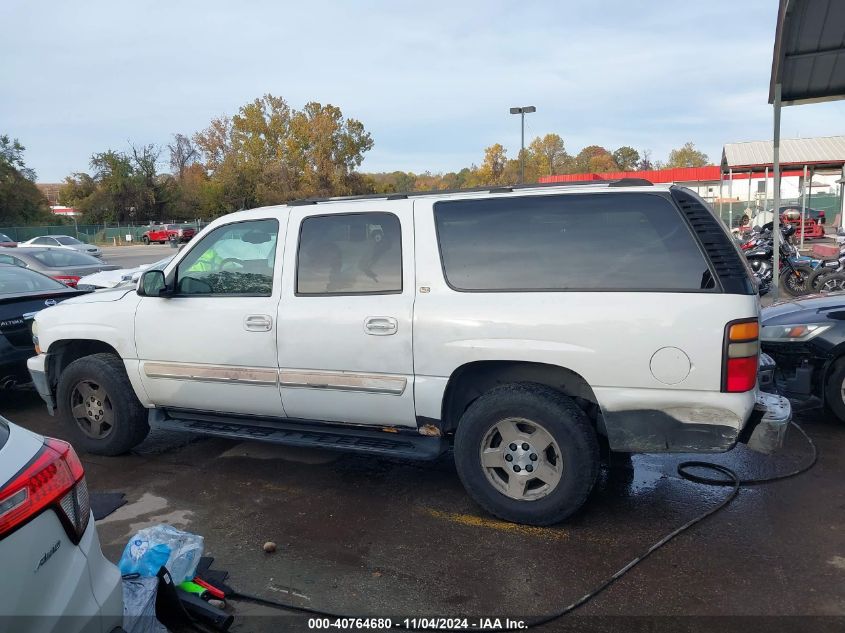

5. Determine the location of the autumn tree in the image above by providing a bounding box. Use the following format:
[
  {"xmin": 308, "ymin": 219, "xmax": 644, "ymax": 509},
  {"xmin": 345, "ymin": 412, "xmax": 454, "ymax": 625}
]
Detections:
[
  {"xmin": 529, "ymin": 134, "xmax": 568, "ymax": 176},
  {"xmin": 193, "ymin": 94, "xmax": 373, "ymax": 208},
  {"xmin": 574, "ymin": 145, "xmax": 617, "ymax": 173},
  {"xmin": 612, "ymin": 146, "xmax": 640, "ymax": 171},
  {"xmin": 471, "ymin": 144, "xmax": 508, "ymax": 185},
  {"xmin": 665, "ymin": 142, "xmax": 709, "ymax": 168}
]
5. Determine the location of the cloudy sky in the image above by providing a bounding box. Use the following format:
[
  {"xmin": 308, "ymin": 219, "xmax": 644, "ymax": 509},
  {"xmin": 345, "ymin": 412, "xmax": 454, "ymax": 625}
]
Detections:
[{"xmin": 2, "ymin": 0, "xmax": 843, "ymax": 182}]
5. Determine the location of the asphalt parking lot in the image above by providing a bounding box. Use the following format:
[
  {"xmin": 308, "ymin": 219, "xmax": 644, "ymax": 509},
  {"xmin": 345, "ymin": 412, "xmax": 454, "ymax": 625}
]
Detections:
[
  {"xmin": 98, "ymin": 243, "xmax": 175, "ymax": 268},
  {"xmin": 2, "ymin": 388, "xmax": 844, "ymax": 631}
]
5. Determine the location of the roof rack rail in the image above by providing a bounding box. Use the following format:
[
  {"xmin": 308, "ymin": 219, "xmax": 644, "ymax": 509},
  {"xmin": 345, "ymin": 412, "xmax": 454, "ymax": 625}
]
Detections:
[
  {"xmin": 284, "ymin": 177, "xmax": 653, "ymax": 206},
  {"xmin": 607, "ymin": 178, "xmax": 653, "ymax": 187}
]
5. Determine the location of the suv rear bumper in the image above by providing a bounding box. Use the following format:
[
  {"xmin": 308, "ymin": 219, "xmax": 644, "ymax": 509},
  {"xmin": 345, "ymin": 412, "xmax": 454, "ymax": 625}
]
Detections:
[{"xmin": 738, "ymin": 391, "xmax": 791, "ymax": 455}]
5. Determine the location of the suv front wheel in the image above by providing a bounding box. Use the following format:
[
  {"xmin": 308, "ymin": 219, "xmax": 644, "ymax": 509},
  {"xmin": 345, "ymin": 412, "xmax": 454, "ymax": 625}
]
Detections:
[
  {"xmin": 454, "ymin": 383, "xmax": 599, "ymax": 526},
  {"xmin": 56, "ymin": 353, "xmax": 150, "ymax": 455}
]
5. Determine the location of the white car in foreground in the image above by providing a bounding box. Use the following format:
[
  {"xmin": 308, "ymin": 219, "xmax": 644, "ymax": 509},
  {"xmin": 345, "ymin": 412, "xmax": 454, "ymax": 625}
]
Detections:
[
  {"xmin": 0, "ymin": 417, "xmax": 122, "ymax": 632},
  {"xmin": 18, "ymin": 236, "xmax": 103, "ymax": 259}
]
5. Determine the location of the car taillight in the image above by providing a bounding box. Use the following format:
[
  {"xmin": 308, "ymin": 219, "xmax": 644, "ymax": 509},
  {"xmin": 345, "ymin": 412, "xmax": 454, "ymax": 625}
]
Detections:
[
  {"xmin": 722, "ymin": 319, "xmax": 759, "ymax": 393},
  {"xmin": 52, "ymin": 275, "xmax": 81, "ymax": 287},
  {"xmin": 0, "ymin": 438, "xmax": 90, "ymax": 542}
]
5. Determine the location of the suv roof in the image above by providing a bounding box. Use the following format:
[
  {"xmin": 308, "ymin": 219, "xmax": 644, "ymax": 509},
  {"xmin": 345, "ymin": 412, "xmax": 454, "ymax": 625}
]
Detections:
[{"xmin": 288, "ymin": 178, "xmax": 659, "ymax": 207}]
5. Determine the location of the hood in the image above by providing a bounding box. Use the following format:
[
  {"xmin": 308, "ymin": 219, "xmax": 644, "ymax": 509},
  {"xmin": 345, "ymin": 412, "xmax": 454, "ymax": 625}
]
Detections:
[
  {"xmin": 761, "ymin": 292, "xmax": 845, "ymax": 326},
  {"xmin": 56, "ymin": 286, "xmax": 136, "ymax": 305},
  {"xmin": 77, "ymin": 265, "xmax": 144, "ymax": 289}
]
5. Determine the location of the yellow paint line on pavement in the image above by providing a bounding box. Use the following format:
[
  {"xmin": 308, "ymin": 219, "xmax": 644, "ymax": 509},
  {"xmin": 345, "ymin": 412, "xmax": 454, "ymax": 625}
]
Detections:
[{"xmin": 422, "ymin": 508, "xmax": 569, "ymax": 541}]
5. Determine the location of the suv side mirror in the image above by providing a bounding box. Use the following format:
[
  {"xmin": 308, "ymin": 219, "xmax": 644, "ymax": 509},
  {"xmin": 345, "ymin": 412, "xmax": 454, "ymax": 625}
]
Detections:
[{"xmin": 138, "ymin": 269, "xmax": 168, "ymax": 297}]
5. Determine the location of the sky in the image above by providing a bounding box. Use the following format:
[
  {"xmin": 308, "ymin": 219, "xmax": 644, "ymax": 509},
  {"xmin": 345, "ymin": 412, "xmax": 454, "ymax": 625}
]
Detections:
[{"xmin": 1, "ymin": 0, "xmax": 843, "ymax": 182}]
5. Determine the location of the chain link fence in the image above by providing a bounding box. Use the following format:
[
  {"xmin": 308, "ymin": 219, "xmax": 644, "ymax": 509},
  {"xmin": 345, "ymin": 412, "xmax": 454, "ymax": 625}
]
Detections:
[
  {"xmin": 0, "ymin": 222, "xmax": 206, "ymax": 245},
  {"xmin": 717, "ymin": 192, "xmax": 842, "ymax": 229}
]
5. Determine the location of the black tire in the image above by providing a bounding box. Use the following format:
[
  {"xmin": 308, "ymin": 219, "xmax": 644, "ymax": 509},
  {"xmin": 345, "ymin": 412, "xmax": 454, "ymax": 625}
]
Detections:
[
  {"xmin": 817, "ymin": 272, "xmax": 845, "ymax": 294},
  {"xmin": 825, "ymin": 359, "xmax": 845, "ymax": 423},
  {"xmin": 453, "ymin": 383, "xmax": 599, "ymax": 526},
  {"xmin": 141, "ymin": 235, "xmax": 150, "ymax": 245},
  {"xmin": 56, "ymin": 353, "xmax": 149, "ymax": 455},
  {"xmin": 808, "ymin": 266, "xmax": 835, "ymax": 292},
  {"xmin": 781, "ymin": 265, "xmax": 814, "ymax": 297}
]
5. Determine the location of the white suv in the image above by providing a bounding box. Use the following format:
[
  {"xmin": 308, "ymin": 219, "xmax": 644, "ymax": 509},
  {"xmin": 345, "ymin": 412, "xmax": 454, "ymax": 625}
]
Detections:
[{"xmin": 27, "ymin": 181, "xmax": 789, "ymax": 525}]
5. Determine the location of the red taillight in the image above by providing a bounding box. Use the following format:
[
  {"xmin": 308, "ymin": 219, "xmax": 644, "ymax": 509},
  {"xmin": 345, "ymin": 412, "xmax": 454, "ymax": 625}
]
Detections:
[
  {"xmin": 52, "ymin": 275, "xmax": 81, "ymax": 288},
  {"xmin": 722, "ymin": 319, "xmax": 759, "ymax": 393},
  {"xmin": 0, "ymin": 438, "xmax": 89, "ymax": 541}
]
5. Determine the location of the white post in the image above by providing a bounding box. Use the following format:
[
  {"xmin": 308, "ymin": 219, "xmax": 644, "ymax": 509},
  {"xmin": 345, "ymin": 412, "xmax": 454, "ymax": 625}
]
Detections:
[
  {"xmin": 764, "ymin": 166, "xmax": 769, "ymax": 212},
  {"xmin": 772, "ymin": 83, "xmax": 782, "ymax": 301},
  {"xmin": 800, "ymin": 164, "xmax": 808, "ymax": 250},
  {"xmin": 728, "ymin": 169, "xmax": 733, "ymax": 230},
  {"xmin": 840, "ymin": 165, "xmax": 845, "ymax": 231}
]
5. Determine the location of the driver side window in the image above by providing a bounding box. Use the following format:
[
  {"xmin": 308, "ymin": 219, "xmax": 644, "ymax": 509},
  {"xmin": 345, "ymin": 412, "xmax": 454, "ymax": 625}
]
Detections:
[{"xmin": 175, "ymin": 219, "xmax": 279, "ymax": 296}]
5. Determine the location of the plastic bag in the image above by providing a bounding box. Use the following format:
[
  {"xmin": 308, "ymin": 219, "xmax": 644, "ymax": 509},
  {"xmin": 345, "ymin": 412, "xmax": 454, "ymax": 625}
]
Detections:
[
  {"xmin": 122, "ymin": 576, "xmax": 167, "ymax": 633},
  {"xmin": 119, "ymin": 524, "xmax": 204, "ymax": 584}
]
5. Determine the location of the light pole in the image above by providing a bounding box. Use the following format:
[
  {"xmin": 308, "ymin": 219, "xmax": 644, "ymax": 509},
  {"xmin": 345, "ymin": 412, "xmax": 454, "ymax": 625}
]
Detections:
[{"xmin": 509, "ymin": 105, "xmax": 536, "ymax": 184}]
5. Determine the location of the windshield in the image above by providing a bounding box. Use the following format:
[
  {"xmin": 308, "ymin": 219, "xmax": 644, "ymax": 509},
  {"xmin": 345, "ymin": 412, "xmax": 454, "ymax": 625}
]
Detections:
[
  {"xmin": 0, "ymin": 234, "xmax": 12, "ymax": 242},
  {"xmin": 30, "ymin": 250, "xmax": 103, "ymax": 267},
  {"xmin": 0, "ymin": 265, "xmax": 67, "ymax": 294},
  {"xmin": 55, "ymin": 236, "xmax": 82, "ymax": 245}
]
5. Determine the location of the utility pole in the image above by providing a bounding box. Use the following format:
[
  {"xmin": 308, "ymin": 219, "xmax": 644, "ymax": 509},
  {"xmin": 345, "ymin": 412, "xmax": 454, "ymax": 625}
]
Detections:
[{"xmin": 509, "ymin": 106, "xmax": 536, "ymax": 184}]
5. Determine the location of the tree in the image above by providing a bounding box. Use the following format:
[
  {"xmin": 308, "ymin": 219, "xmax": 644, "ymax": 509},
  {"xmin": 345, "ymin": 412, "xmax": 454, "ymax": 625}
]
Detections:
[
  {"xmin": 637, "ymin": 149, "xmax": 654, "ymax": 171},
  {"xmin": 665, "ymin": 142, "xmax": 709, "ymax": 168},
  {"xmin": 168, "ymin": 133, "xmax": 199, "ymax": 180},
  {"xmin": 574, "ymin": 145, "xmax": 616, "ymax": 173},
  {"xmin": 0, "ymin": 135, "xmax": 52, "ymax": 225},
  {"xmin": 0, "ymin": 135, "xmax": 36, "ymax": 180},
  {"xmin": 612, "ymin": 146, "xmax": 640, "ymax": 172},
  {"xmin": 193, "ymin": 94, "xmax": 374, "ymax": 207},
  {"xmin": 529, "ymin": 134, "xmax": 568, "ymax": 176},
  {"xmin": 472, "ymin": 144, "xmax": 508, "ymax": 185}
]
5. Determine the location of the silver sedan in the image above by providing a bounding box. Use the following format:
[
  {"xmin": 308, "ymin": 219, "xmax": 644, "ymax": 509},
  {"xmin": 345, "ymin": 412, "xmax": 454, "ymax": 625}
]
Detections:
[{"xmin": 17, "ymin": 235, "xmax": 102, "ymax": 259}]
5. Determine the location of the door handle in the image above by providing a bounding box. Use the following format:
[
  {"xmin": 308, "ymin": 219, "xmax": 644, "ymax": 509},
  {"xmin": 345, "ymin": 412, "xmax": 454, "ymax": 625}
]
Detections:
[
  {"xmin": 364, "ymin": 316, "xmax": 398, "ymax": 336},
  {"xmin": 244, "ymin": 314, "xmax": 273, "ymax": 331}
]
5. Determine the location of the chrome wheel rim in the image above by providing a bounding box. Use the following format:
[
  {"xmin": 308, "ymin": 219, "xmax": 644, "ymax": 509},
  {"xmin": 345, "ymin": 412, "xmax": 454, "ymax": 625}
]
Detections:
[
  {"xmin": 70, "ymin": 380, "xmax": 114, "ymax": 439},
  {"xmin": 821, "ymin": 277, "xmax": 845, "ymax": 293},
  {"xmin": 479, "ymin": 417, "xmax": 563, "ymax": 500}
]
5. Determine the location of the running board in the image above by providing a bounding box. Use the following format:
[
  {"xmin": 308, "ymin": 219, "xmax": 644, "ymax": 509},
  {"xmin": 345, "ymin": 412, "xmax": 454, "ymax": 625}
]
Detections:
[{"xmin": 150, "ymin": 410, "xmax": 447, "ymax": 461}]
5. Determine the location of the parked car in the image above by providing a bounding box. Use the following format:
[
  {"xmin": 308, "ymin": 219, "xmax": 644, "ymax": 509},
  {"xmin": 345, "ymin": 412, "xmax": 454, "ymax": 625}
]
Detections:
[
  {"xmin": 0, "ymin": 247, "xmax": 119, "ymax": 288},
  {"xmin": 142, "ymin": 224, "xmax": 195, "ymax": 244},
  {"xmin": 0, "ymin": 265, "xmax": 89, "ymax": 388},
  {"xmin": 18, "ymin": 235, "xmax": 102, "ymax": 259},
  {"xmin": 28, "ymin": 181, "xmax": 791, "ymax": 525},
  {"xmin": 760, "ymin": 292, "xmax": 845, "ymax": 422},
  {"xmin": 0, "ymin": 232, "xmax": 17, "ymax": 248},
  {"xmin": 77, "ymin": 256, "xmax": 174, "ymax": 290},
  {"xmin": 0, "ymin": 417, "xmax": 123, "ymax": 632}
]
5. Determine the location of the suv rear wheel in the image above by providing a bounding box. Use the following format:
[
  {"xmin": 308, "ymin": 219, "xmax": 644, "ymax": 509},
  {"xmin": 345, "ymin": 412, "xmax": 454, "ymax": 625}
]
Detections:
[
  {"xmin": 57, "ymin": 353, "xmax": 149, "ymax": 455},
  {"xmin": 141, "ymin": 235, "xmax": 150, "ymax": 245},
  {"xmin": 454, "ymin": 383, "xmax": 599, "ymax": 525}
]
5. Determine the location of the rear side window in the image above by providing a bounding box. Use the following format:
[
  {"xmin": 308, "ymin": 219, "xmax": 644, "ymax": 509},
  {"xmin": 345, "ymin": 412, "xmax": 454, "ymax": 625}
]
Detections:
[
  {"xmin": 434, "ymin": 193, "xmax": 715, "ymax": 292},
  {"xmin": 296, "ymin": 212, "xmax": 402, "ymax": 295},
  {"xmin": 0, "ymin": 266, "xmax": 66, "ymax": 294},
  {"xmin": 30, "ymin": 250, "xmax": 100, "ymax": 267}
]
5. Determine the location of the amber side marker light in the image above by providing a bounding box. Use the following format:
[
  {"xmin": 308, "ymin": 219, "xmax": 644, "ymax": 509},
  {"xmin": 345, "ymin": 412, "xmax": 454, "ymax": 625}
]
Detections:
[{"xmin": 723, "ymin": 319, "xmax": 759, "ymax": 393}]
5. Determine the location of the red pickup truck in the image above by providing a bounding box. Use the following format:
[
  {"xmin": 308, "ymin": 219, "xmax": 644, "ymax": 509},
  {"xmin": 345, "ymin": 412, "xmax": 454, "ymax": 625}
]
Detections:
[{"xmin": 141, "ymin": 224, "xmax": 196, "ymax": 245}]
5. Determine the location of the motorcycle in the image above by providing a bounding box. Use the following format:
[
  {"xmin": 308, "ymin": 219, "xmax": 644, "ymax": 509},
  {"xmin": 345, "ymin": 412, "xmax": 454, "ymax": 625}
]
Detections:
[{"xmin": 745, "ymin": 224, "xmax": 816, "ymax": 297}]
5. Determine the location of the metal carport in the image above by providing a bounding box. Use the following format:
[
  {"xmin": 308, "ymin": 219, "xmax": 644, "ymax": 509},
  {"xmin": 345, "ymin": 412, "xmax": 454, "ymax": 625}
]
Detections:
[{"xmin": 768, "ymin": 0, "xmax": 845, "ymax": 298}]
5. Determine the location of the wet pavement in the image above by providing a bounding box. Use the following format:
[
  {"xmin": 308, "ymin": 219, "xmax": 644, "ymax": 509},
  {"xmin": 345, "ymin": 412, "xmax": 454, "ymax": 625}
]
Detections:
[{"xmin": 2, "ymin": 389, "xmax": 844, "ymax": 630}]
